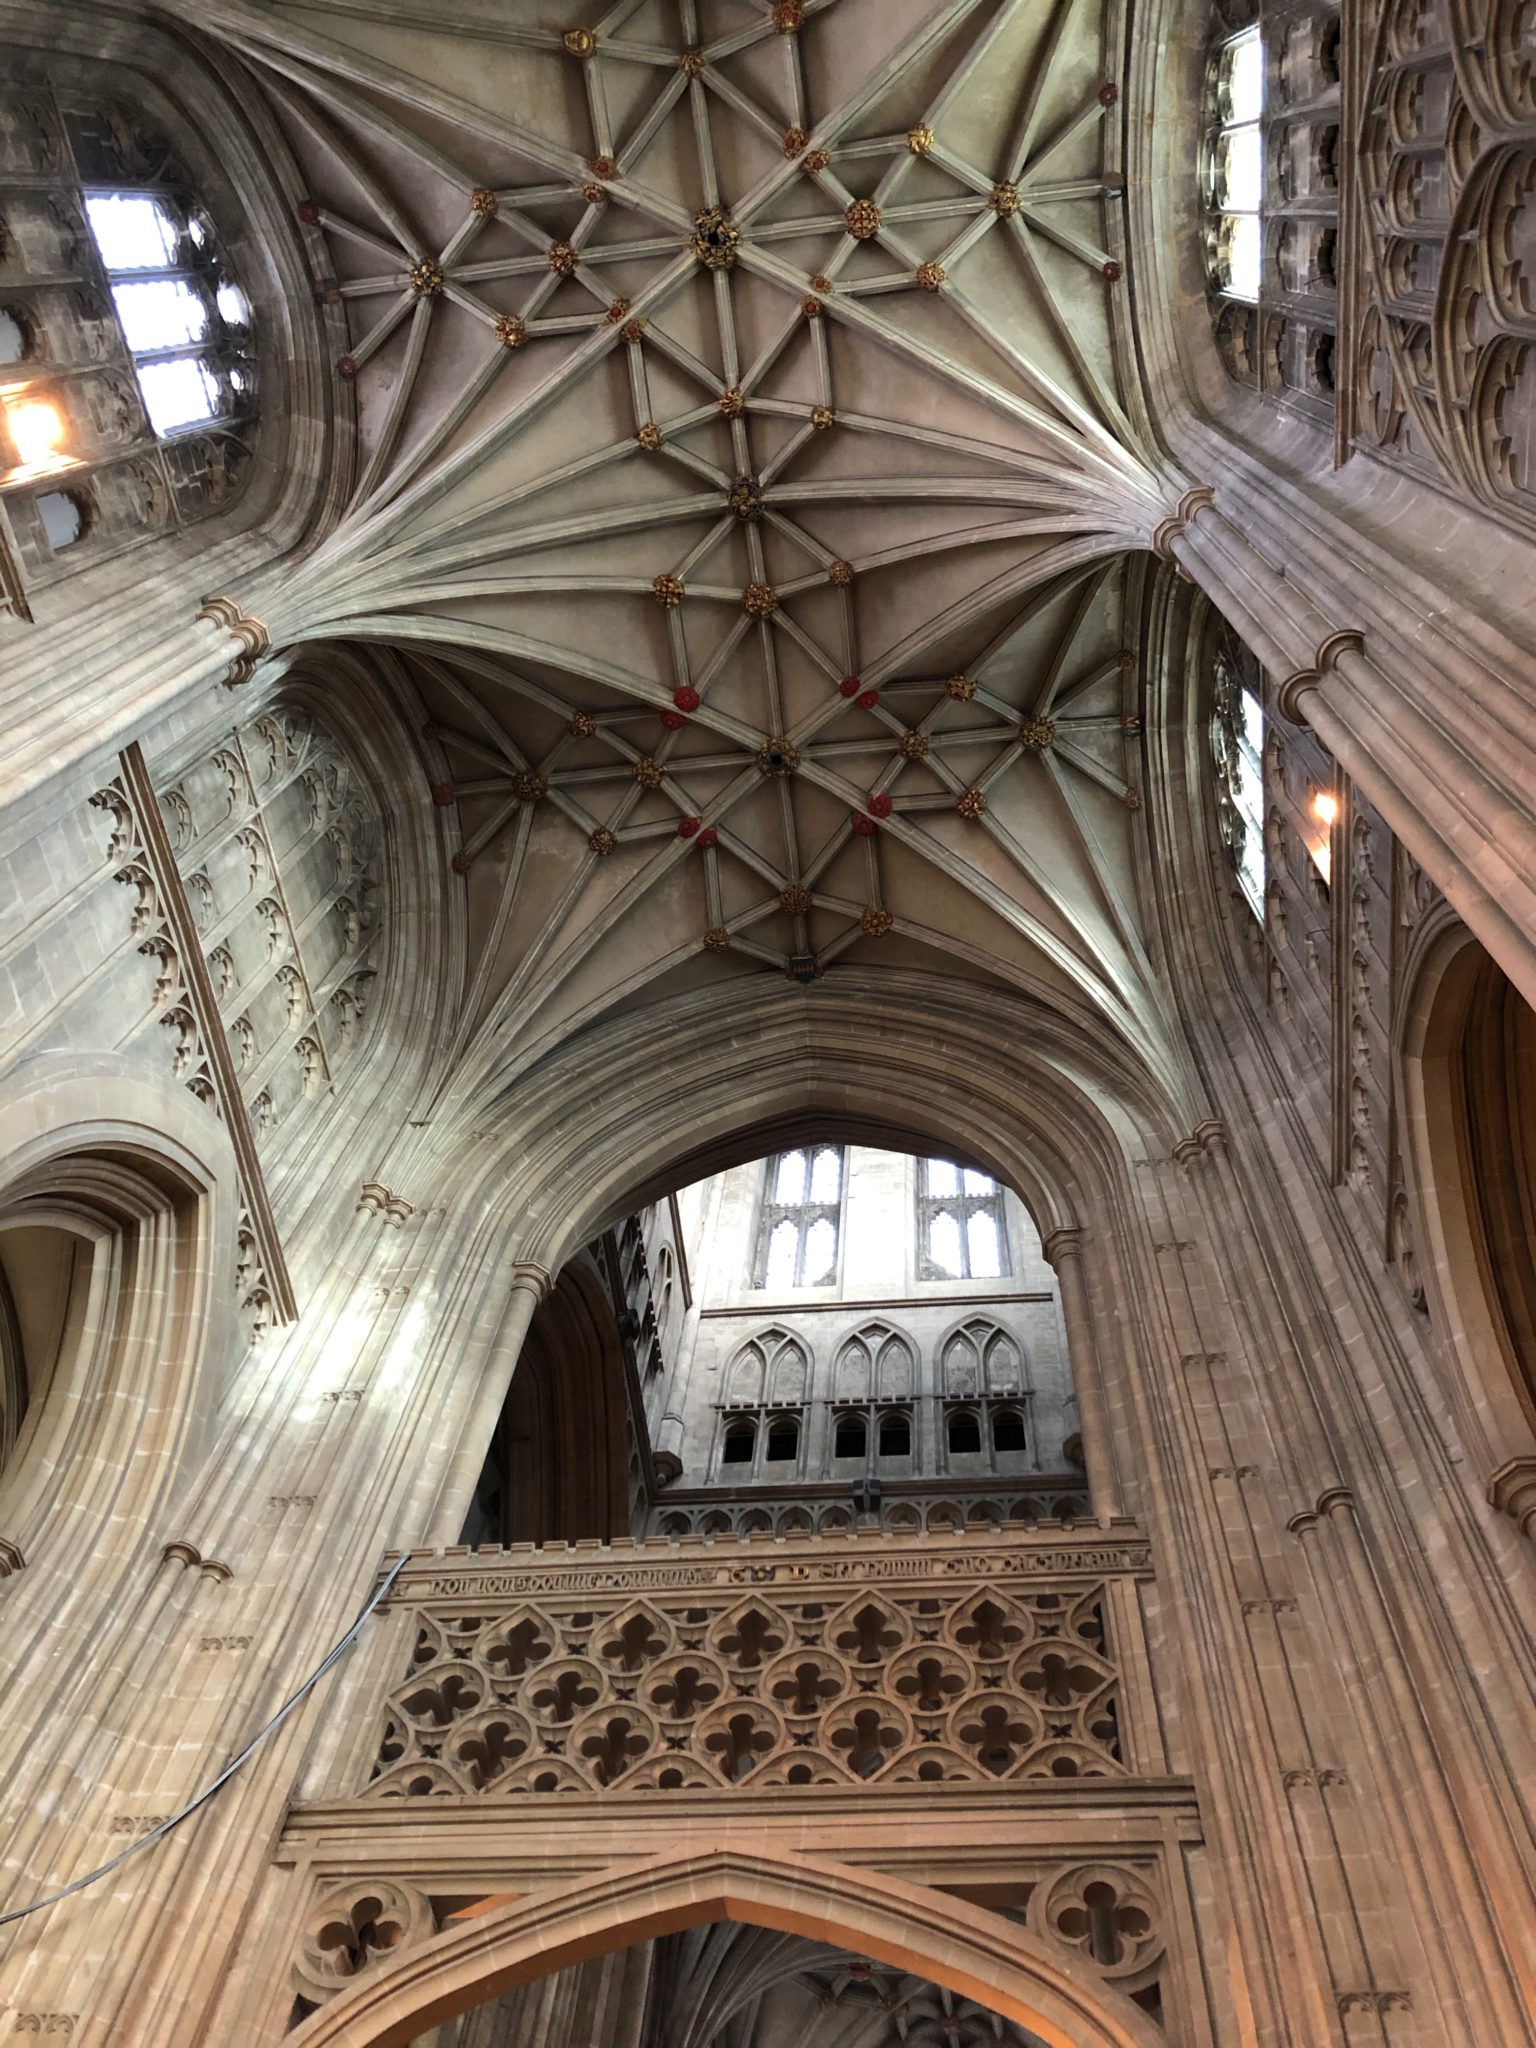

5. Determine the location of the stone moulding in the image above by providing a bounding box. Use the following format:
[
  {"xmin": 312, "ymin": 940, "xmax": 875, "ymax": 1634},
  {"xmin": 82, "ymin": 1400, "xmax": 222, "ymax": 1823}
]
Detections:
[
  {"xmin": 1486, "ymin": 1456, "xmax": 1536, "ymax": 1539},
  {"xmin": 198, "ymin": 594, "xmax": 272, "ymax": 688},
  {"xmin": 1275, "ymin": 629, "xmax": 1367, "ymax": 728}
]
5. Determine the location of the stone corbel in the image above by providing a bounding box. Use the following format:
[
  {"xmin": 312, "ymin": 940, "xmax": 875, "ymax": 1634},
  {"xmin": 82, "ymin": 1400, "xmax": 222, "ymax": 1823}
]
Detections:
[
  {"xmin": 1274, "ymin": 628, "xmax": 1366, "ymax": 729},
  {"xmin": 161, "ymin": 1539, "xmax": 234, "ymax": 1581},
  {"xmin": 1149, "ymin": 484, "xmax": 1215, "ymax": 564},
  {"xmin": 1172, "ymin": 1118, "xmax": 1226, "ymax": 1168},
  {"xmin": 0, "ymin": 1537, "xmax": 25, "ymax": 1577},
  {"xmin": 1486, "ymin": 1456, "xmax": 1536, "ymax": 1540},
  {"xmin": 357, "ymin": 1181, "xmax": 416, "ymax": 1227},
  {"xmin": 198, "ymin": 594, "xmax": 271, "ymax": 688}
]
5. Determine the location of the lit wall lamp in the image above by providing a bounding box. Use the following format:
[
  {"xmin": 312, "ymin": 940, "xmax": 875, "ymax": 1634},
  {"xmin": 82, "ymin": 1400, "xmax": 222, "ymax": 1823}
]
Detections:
[
  {"xmin": 1309, "ymin": 787, "xmax": 1338, "ymax": 884},
  {"xmin": 1, "ymin": 388, "xmax": 72, "ymax": 481}
]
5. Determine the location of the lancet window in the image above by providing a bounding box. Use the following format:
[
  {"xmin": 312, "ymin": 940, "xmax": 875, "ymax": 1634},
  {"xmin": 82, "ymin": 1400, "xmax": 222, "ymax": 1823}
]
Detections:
[
  {"xmin": 754, "ymin": 1146, "xmax": 844, "ymax": 1288},
  {"xmin": 1202, "ymin": 9, "xmax": 1340, "ymax": 418},
  {"xmin": 1212, "ymin": 637, "xmax": 1266, "ymax": 917},
  {"xmin": 919, "ymin": 1160, "xmax": 1008, "ymax": 1280},
  {"xmin": 0, "ymin": 81, "xmax": 256, "ymax": 607}
]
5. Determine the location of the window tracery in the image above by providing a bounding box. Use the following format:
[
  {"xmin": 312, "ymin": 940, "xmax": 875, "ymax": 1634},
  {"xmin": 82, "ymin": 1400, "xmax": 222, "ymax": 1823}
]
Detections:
[
  {"xmin": 919, "ymin": 1161, "xmax": 1008, "ymax": 1280},
  {"xmin": 0, "ymin": 81, "xmax": 256, "ymax": 605},
  {"xmin": 1202, "ymin": 7, "xmax": 1340, "ymax": 419},
  {"xmin": 754, "ymin": 1145, "xmax": 844, "ymax": 1288},
  {"xmin": 1211, "ymin": 636, "xmax": 1267, "ymax": 918}
]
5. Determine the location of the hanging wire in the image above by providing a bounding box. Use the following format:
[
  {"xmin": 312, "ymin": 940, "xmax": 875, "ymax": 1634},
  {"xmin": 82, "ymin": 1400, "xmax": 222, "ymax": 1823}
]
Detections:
[{"xmin": 0, "ymin": 1551, "xmax": 410, "ymax": 1928}]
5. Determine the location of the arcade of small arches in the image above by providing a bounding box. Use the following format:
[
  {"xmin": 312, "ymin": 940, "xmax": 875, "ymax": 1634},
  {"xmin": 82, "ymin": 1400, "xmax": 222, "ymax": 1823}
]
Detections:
[{"xmin": 0, "ymin": 2, "xmax": 1534, "ymax": 2046}]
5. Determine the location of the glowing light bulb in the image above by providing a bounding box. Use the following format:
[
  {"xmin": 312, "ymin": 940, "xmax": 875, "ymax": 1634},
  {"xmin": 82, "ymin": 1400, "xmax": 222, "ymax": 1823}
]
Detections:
[
  {"xmin": 5, "ymin": 396, "xmax": 66, "ymax": 468},
  {"xmin": 1312, "ymin": 790, "xmax": 1339, "ymax": 828}
]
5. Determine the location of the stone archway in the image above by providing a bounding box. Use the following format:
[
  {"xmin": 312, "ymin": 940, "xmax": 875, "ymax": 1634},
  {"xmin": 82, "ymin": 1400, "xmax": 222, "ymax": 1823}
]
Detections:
[{"xmin": 285, "ymin": 1846, "xmax": 1167, "ymax": 2048}]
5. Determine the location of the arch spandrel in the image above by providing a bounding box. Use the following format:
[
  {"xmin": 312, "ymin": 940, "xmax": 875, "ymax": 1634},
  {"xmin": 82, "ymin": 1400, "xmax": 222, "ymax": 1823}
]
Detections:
[{"xmin": 283, "ymin": 1847, "xmax": 1167, "ymax": 2048}]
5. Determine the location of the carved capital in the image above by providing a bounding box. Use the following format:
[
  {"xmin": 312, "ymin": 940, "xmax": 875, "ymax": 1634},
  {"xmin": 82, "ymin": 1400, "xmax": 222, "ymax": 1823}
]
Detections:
[
  {"xmin": 510, "ymin": 1259, "xmax": 555, "ymax": 1300},
  {"xmin": 198, "ymin": 594, "xmax": 271, "ymax": 687},
  {"xmin": 357, "ymin": 1180, "xmax": 416, "ymax": 1227},
  {"xmin": 1040, "ymin": 1225, "xmax": 1084, "ymax": 1268},
  {"xmin": 1275, "ymin": 628, "xmax": 1365, "ymax": 729},
  {"xmin": 1487, "ymin": 1455, "xmax": 1536, "ymax": 1539},
  {"xmin": 1149, "ymin": 484, "xmax": 1215, "ymax": 564}
]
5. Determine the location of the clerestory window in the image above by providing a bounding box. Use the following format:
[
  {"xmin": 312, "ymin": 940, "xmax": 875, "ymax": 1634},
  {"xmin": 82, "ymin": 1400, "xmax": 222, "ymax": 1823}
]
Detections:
[
  {"xmin": 83, "ymin": 189, "xmax": 252, "ymax": 436},
  {"xmin": 919, "ymin": 1159, "xmax": 1008, "ymax": 1280},
  {"xmin": 1212, "ymin": 642, "xmax": 1266, "ymax": 918},
  {"xmin": 755, "ymin": 1145, "xmax": 844, "ymax": 1288},
  {"xmin": 1205, "ymin": 26, "xmax": 1264, "ymax": 302}
]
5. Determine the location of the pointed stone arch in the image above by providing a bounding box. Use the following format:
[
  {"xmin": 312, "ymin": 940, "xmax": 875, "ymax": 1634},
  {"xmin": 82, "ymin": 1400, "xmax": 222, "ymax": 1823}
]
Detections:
[
  {"xmin": 941, "ymin": 1316, "xmax": 1026, "ymax": 1398},
  {"xmin": 285, "ymin": 1846, "xmax": 1166, "ymax": 2048}
]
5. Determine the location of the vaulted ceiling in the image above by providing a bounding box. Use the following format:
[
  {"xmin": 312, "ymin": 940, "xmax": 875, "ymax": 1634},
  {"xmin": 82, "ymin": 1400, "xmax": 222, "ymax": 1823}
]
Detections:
[{"xmin": 166, "ymin": 0, "xmax": 1192, "ymax": 1104}]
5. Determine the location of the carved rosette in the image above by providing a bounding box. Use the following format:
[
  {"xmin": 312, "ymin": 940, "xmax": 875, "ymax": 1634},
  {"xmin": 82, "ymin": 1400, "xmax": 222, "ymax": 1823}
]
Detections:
[
  {"xmin": 652, "ymin": 573, "xmax": 684, "ymax": 607},
  {"xmin": 845, "ymin": 198, "xmax": 881, "ymax": 240},
  {"xmin": 756, "ymin": 736, "xmax": 799, "ymax": 776},
  {"xmin": 779, "ymin": 884, "xmax": 812, "ymax": 914},
  {"xmin": 956, "ymin": 788, "xmax": 987, "ymax": 819},
  {"xmin": 690, "ymin": 205, "xmax": 740, "ymax": 270},
  {"xmin": 636, "ymin": 422, "xmax": 664, "ymax": 451},
  {"xmin": 1018, "ymin": 715, "xmax": 1057, "ymax": 751},
  {"xmin": 407, "ymin": 257, "xmax": 444, "ymax": 298},
  {"xmin": 860, "ymin": 906, "xmax": 894, "ymax": 937},
  {"xmin": 946, "ymin": 673, "xmax": 975, "ymax": 700},
  {"xmin": 632, "ymin": 756, "xmax": 665, "ymax": 789},
  {"xmin": 742, "ymin": 581, "xmax": 778, "ymax": 618},
  {"xmin": 915, "ymin": 261, "xmax": 947, "ymax": 292},
  {"xmin": 907, "ymin": 125, "xmax": 935, "ymax": 155},
  {"xmin": 494, "ymin": 314, "xmax": 527, "ymax": 350}
]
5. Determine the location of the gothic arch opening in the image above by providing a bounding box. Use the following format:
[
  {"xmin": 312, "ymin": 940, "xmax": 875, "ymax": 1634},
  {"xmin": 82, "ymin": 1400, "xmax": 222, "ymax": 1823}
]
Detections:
[
  {"xmin": 460, "ymin": 1256, "xmax": 629, "ymax": 1548},
  {"xmin": 285, "ymin": 1849, "xmax": 1167, "ymax": 2048},
  {"xmin": 1400, "ymin": 918, "xmax": 1536, "ymax": 1476}
]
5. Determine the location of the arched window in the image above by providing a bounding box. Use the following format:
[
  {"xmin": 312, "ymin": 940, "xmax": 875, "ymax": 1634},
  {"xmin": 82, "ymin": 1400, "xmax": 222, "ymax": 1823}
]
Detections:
[
  {"xmin": 1212, "ymin": 636, "xmax": 1266, "ymax": 918},
  {"xmin": 1205, "ymin": 23, "xmax": 1264, "ymax": 303},
  {"xmin": 946, "ymin": 1408, "xmax": 983, "ymax": 1456},
  {"xmin": 755, "ymin": 1145, "xmax": 843, "ymax": 1288},
  {"xmin": 833, "ymin": 1412, "xmax": 868, "ymax": 1460},
  {"xmin": 919, "ymin": 1160, "xmax": 1008, "ymax": 1280},
  {"xmin": 1202, "ymin": 10, "xmax": 1340, "ymax": 415},
  {"xmin": 877, "ymin": 1409, "xmax": 912, "ymax": 1460},
  {"xmin": 992, "ymin": 1407, "xmax": 1029, "ymax": 1456},
  {"xmin": 764, "ymin": 1414, "xmax": 800, "ymax": 1464},
  {"xmin": 0, "ymin": 81, "xmax": 256, "ymax": 600},
  {"xmin": 721, "ymin": 1418, "xmax": 756, "ymax": 1467}
]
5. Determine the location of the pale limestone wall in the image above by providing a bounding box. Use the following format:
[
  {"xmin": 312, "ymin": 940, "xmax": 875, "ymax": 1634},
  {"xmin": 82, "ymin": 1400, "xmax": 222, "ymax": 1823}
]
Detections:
[
  {"xmin": 654, "ymin": 1146, "xmax": 1076, "ymax": 1490},
  {"xmin": 0, "ymin": 0, "xmax": 1533, "ymax": 2043}
]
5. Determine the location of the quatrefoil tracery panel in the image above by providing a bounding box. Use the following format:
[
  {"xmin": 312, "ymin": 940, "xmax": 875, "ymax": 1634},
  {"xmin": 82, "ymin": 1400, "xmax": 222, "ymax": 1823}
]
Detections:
[{"xmin": 367, "ymin": 1580, "xmax": 1124, "ymax": 1797}]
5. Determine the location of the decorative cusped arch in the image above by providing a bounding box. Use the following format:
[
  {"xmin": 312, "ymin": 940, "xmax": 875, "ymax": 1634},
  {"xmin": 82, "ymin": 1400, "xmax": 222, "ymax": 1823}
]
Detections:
[{"xmin": 286, "ymin": 1846, "xmax": 1167, "ymax": 2048}]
